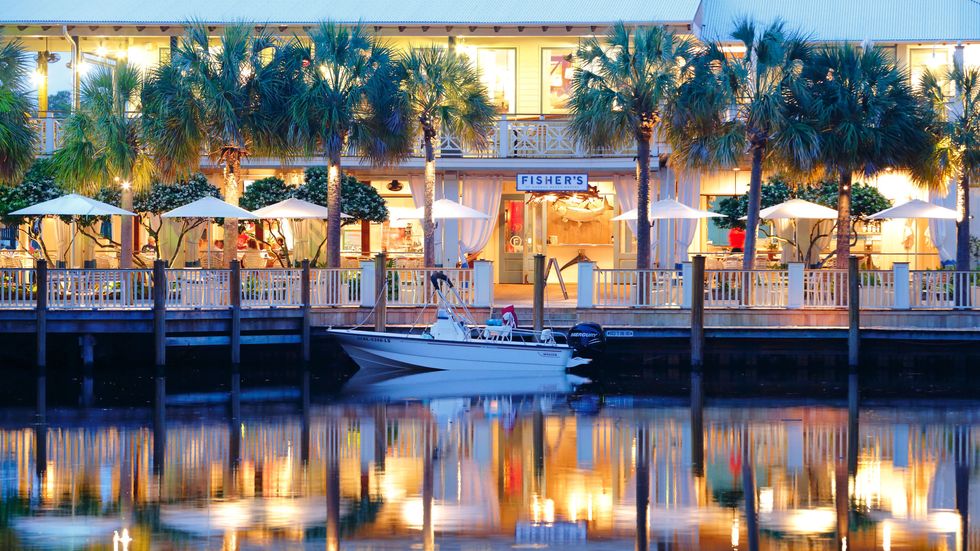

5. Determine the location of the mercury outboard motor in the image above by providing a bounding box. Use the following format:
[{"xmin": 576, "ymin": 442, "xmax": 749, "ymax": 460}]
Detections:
[{"xmin": 568, "ymin": 322, "xmax": 605, "ymax": 359}]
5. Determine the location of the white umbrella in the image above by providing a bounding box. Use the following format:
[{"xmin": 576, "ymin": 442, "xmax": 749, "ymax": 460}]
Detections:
[
  {"xmin": 163, "ymin": 197, "xmax": 257, "ymax": 267},
  {"xmin": 11, "ymin": 193, "xmax": 136, "ymax": 268},
  {"xmin": 393, "ymin": 199, "xmax": 488, "ymax": 265},
  {"xmin": 867, "ymin": 199, "xmax": 959, "ymax": 220},
  {"xmin": 749, "ymin": 199, "xmax": 838, "ymax": 220},
  {"xmin": 396, "ymin": 198, "xmax": 490, "ymax": 221},
  {"xmin": 161, "ymin": 196, "xmax": 257, "ymax": 220},
  {"xmin": 10, "ymin": 193, "xmax": 136, "ymax": 217},
  {"xmin": 612, "ymin": 198, "xmax": 725, "ymax": 221},
  {"xmin": 251, "ymin": 198, "xmax": 350, "ymax": 265},
  {"xmin": 251, "ymin": 197, "xmax": 352, "ymax": 220}
]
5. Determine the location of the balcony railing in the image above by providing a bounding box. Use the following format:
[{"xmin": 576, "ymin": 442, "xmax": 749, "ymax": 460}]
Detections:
[{"xmin": 30, "ymin": 114, "xmax": 640, "ymax": 159}]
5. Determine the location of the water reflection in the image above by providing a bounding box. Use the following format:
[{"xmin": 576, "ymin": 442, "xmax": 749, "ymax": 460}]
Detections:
[{"xmin": 0, "ymin": 372, "xmax": 975, "ymax": 550}]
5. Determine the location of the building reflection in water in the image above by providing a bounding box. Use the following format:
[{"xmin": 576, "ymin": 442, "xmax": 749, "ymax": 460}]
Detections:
[{"xmin": 0, "ymin": 388, "xmax": 976, "ymax": 549}]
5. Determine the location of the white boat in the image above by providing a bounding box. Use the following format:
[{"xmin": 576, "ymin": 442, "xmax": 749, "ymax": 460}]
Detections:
[{"xmin": 329, "ymin": 272, "xmax": 592, "ymax": 373}]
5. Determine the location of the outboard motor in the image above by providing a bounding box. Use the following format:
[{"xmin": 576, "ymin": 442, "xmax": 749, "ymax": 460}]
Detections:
[{"xmin": 568, "ymin": 322, "xmax": 605, "ymax": 359}]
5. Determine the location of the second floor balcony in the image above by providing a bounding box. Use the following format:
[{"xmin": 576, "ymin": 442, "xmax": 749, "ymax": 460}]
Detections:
[{"xmin": 30, "ymin": 113, "xmax": 644, "ymax": 162}]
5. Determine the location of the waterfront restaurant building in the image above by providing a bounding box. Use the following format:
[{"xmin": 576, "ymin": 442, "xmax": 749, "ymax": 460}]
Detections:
[{"xmin": 3, "ymin": 0, "xmax": 980, "ymax": 279}]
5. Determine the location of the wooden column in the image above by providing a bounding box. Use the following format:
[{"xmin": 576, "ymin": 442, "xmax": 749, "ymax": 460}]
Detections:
[
  {"xmin": 533, "ymin": 254, "xmax": 545, "ymax": 335},
  {"xmin": 230, "ymin": 260, "xmax": 241, "ymax": 365},
  {"xmin": 690, "ymin": 255, "xmax": 705, "ymax": 368},
  {"xmin": 374, "ymin": 253, "xmax": 387, "ymax": 332},
  {"xmin": 301, "ymin": 259, "xmax": 311, "ymax": 363},
  {"xmin": 34, "ymin": 260, "xmax": 47, "ymax": 424},
  {"xmin": 153, "ymin": 260, "xmax": 166, "ymax": 368},
  {"xmin": 847, "ymin": 255, "xmax": 860, "ymax": 368}
]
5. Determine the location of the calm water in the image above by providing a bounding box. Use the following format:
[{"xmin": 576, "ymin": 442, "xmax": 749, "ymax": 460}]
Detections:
[{"xmin": 0, "ymin": 366, "xmax": 977, "ymax": 550}]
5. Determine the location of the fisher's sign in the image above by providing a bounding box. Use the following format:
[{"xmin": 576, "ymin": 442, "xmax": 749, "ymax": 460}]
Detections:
[{"xmin": 517, "ymin": 173, "xmax": 589, "ymax": 192}]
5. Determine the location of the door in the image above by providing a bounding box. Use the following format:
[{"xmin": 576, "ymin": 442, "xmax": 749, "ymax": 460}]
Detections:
[{"xmin": 498, "ymin": 195, "xmax": 526, "ymax": 283}]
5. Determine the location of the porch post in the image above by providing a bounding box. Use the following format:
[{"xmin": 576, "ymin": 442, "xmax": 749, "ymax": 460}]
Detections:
[
  {"xmin": 681, "ymin": 261, "xmax": 693, "ymax": 309},
  {"xmin": 787, "ymin": 263, "xmax": 804, "ymax": 309},
  {"xmin": 473, "ymin": 260, "xmax": 494, "ymax": 308},
  {"xmin": 893, "ymin": 262, "xmax": 910, "ymax": 310},
  {"xmin": 497, "ymin": 115, "xmax": 509, "ymax": 158},
  {"xmin": 577, "ymin": 261, "xmax": 595, "ymax": 308},
  {"xmin": 360, "ymin": 259, "xmax": 376, "ymax": 308}
]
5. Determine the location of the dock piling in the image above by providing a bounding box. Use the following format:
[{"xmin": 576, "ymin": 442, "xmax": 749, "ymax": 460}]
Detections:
[
  {"xmin": 301, "ymin": 259, "xmax": 311, "ymax": 363},
  {"xmin": 848, "ymin": 256, "xmax": 860, "ymax": 368},
  {"xmin": 374, "ymin": 253, "xmax": 387, "ymax": 332},
  {"xmin": 690, "ymin": 255, "xmax": 706, "ymax": 368},
  {"xmin": 35, "ymin": 259, "xmax": 47, "ymax": 368},
  {"xmin": 533, "ymin": 254, "xmax": 545, "ymax": 335},
  {"xmin": 152, "ymin": 260, "xmax": 166, "ymax": 368},
  {"xmin": 229, "ymin": 260, "xmax": 241, "ymax": 365},
  {"xmin": 79, "ymin": 334, "xmax": 95, "ymax": 407}
]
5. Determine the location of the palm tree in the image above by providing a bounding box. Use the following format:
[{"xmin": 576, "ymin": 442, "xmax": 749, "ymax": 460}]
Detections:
[
  {"xmin": 51, "ymin": 61, "xmax": 154, "ymax": 267},
  {"xmin": 569, "ymin": 23, "xmax": 694, "ymax": 270},
  {"xmin": 0, "ymin": 32, "xmax": 36, "ymax": 183},
  {"xmin": 666, "ymin": 18, "xmax": 819, "ymax": 270},
  {"xmin": 397, "ymin": 47, "xmax": 495, "ymax": 267},
  {"xmin": 288, "ymin": 22, "xmax": 410, "ymax": 268},
  {"xmin": 804, "ymin": 44, "xmax": 928, "ymax": 268},
  {"xmin": 917, "ymin": 64, "xmax": 980, "ymax": 272},
  {"xmin": 142, "ymin": 23, "xmax": 292, "ymax": 267}
]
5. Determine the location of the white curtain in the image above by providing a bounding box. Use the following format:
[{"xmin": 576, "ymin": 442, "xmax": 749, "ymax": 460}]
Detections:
[
  {"xmin": 459, "ymin": 176, "xmax": 503, "ymax": 256},
  {"xmin": 613, "ymin": 173, "xmax": 638, "ymax": 235},
  {"xmin": 672, "ymin": 170, "xmax": 701, "ymax": 266},
  {"xmin": 929, "ymin": 184, "xmax": 957, "ymax": 264},
  {"xmin": 409, "ymin": 174, "xmax": 444, "ymax": 208}
]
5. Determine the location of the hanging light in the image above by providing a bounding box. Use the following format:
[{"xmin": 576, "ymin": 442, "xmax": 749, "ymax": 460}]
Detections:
[{"xmin": 386, "ymin": 179, "xmax": 403, "ymax": 192}]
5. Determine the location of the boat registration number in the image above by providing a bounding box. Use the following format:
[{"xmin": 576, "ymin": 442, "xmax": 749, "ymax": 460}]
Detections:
[{"xmin": 605, "ymin": 330, "xmax": 634, "ymax": 338}]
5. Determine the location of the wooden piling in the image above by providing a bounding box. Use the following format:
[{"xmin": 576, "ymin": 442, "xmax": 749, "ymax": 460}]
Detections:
[
  {"xmin": 690, "ymin": 255, "xmax": 706, "ymax": 368},
  {"xmin": 635, "ymin": 426, "xmax": 650, "ymax": 551},
  {"xmin": 374, "ymin": 253, "xmax": 387, "ymax": 332},
  {"xmin": 229, "ymin": 260, "xmax": 241, "ymax": 365},
  {"xmin": 152, "ymin": 260, "xmax": 166, "ymax": 369},
  {"xmin": 35, "ymin": 259, "xmax": 47, "ymax": 368},
  {"xmin": 80, "ymin": 334, "xmax": 95, "ymax": 408},
  {"xmin": 301, "ymin": 259, "xmax": 311, "ymax": 363},
  {"xmin": 848, "ymin": 255, "xmax": 860, "ymax": 368},
  {"xmin": 533, "ymin": 254, "xmax": 545, "ymax": 335}
]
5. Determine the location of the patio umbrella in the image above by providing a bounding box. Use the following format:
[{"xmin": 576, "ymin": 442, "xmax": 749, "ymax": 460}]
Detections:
[
  {"xmin": 394, "ymin": 199, "xmax": 490, "ymax": 265},
  {"xmin": 611, "ymin": 198, "xmax": 725, "ymax": 221},
  {"xmin": 251, "ymin": 198, "xmax": 350, "ymax": 265},
  {"xmin": 752, "ymin": 199, "xmax": 838, "ymax": 220},
  {"xmin": 739, "ymin": 199, "xmax": 838, "ymax": 265},
  {"xmin": 11, "ymin": 193, "xmax": 136, "ymax": 267},
  {"xmin": 162, "ymin": 197, "xmax": 258, "ymax": 267},
  {"xmin": 867, "ymin": 199, "xmax": 959, "ymax": 220},
  {"xmin": 395, "ymin": 198, "xmax": 491, "ymax": 221}
]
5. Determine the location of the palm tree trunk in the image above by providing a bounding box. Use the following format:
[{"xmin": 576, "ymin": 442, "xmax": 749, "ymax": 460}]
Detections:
[
  {"xmin": 742, "ymin": 146, "xmax": 764, "ymax": 271},
  {"xmin": 222, "ymin": 155, "xmax": 242, "ymax": 268},
  {"xmin": 422, "ymin": 134, "xmax": 437, "ymax": 268},
  {"xmin": 956, "ymin": 173, "xmax": 971, "ymax": 272},
  {"xmin": 834, "ymin": 169, "xmax": 853, "ymax": 269},
  {"xmin": 119, "ymin": 186, "xmax": 134, "ymax": 269},
  {"xmin": 635, "ymin": 134, "xmax": 652, "ymax": 270},
  {"xmin": 326, "ymin": 150, "xmax": 343, "ymax": 269}
]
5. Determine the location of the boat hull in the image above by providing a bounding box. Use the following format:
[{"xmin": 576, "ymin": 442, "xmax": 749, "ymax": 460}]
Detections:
[{"xmin": 328, "ymin": 329, "xmax": 573, "ymax": 372}]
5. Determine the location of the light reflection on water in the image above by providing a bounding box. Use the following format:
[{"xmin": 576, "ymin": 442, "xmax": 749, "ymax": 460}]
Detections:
[{"xmin": 0, "ymin": 370, "xmax": 977, "ymax": 550}]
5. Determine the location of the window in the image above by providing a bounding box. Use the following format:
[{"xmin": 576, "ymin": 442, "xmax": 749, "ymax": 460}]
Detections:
[
  {"xmin": 541, "ymin": 48, "xmax": 575, "ymax": 114},
  {"xmin": 909, "ymin": 46, "xmax": 952, "ymax": 93},
  {"xmin": 476, "ymin": 49, "xmax": 516, "ymax": 114}
]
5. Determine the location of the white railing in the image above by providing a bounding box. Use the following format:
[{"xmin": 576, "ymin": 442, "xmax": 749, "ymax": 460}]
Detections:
[
  {"xmin": 593, "ymin": 269, "xmax": 683, "ymax": 307},
  {"xmin": 33, "ymin": 115, "xmax": 641, "ymax": 159},
  {"xmin": 858, "ymin": 271, "xmax": 895, "ymax": 309},
  {"xmin": 0, "ymin": 268, "xmax": 36, "ymax": 308},
  {"xmin": 47, "ymin": 269, "xmax": 153, "ymax": 309},
  {"xmin": 911, "ymin": 271, "xmax": 980, "ymax": 309},
  {"xmin": 240, "ymin": 269, "xmax": 302, "ymax": 308},
  {"xmin": 311, "ymin": 268, "xmax": 361, "ymax": 307},
  {"xmin": 385, "ymin": 268, "xmax": 474, "ymax": 306},
  {"xmin": 166, "ymin": 269, "xmax": 230, "ymax": 309},
  {"xmin": 704, "ymin": 270, "xmax": 788, "ymax": 308},
  {"xmin": 804, "ymin": 270, "xmax": 848, "ymax": 308}
]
